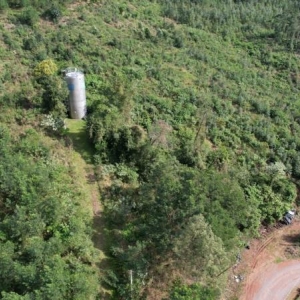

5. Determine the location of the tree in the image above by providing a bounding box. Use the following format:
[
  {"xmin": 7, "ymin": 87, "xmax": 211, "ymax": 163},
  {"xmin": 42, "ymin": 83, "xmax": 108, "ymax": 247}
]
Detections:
[
  {"xmin": 149, "ymin": 119, "xmax": 173, "ymax": 148},
  {"xmin": 0, "ymin": 126, "xmax": 100, "ymax": 299},
  {"xmin": 39, "ymin": 76, "xmax": 68, "ymax": 117},
  {"xmin": 172, "ymin": 215, "xmax": 229, "ymax": 280},
  {"xmin": 265, "ymin": 161, "xmax": 286, "ymax": 185}
]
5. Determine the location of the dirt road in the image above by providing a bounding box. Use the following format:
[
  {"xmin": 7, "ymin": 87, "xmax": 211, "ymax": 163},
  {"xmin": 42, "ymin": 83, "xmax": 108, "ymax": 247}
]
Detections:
[
  {"xmin": 229, "ymin": 221, "xmax": 300, "ymax": 300},
  {"xmin": 244, "ymin": 260, "xmax": 300, "ymax": 300}
]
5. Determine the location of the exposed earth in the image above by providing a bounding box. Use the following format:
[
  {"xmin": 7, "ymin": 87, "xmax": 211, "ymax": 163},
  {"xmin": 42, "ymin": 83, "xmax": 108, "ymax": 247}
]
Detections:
[
  {"xmin": 225, "ymin": 220, "xmax": 300, "ymax": 300},
  {"xmin": 244, "ymin": 260, "xmax": 300, "ymax": 300}
]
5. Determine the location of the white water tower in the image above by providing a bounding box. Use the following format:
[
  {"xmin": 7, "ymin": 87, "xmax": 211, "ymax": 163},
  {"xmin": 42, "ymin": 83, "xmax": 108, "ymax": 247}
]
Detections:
[{"xmin": 65, "ymin": 68, "xmax": 86, "ymax": 119}]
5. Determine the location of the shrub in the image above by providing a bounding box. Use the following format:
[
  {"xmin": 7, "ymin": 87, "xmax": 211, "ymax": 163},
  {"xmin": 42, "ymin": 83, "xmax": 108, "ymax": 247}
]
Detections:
[
  {"xmin": 43, "ymin": 4, "xmax": 62, "ymax": 23},
  {"xmin": 41, "ymin": 114, "xmax": 66, "ymax": 134},
  {"xmin": 23, "ymin": 36, "xmax": 38, "ymax": 51},
  {"xmin": 17, "ymin": 6, "xmax": 39, "ymax": 27},
  {"xmin": 173, "ymin": 35, "xmax": 184, "ymax": 48},
  {"xmin": 34, "ymin": 59, "xmax": 58, "ymax": 77},
  {"xmin": 7, "ymin": 0, "xmax": 28, "ymax": 8},
  {"xmin": 169, "ymin": 281, "xmax": 220, "ymax": 300}
]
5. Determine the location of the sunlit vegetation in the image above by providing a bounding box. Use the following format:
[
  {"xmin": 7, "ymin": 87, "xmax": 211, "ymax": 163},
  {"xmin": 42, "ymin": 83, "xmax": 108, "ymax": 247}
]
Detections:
[
  {"xmin": 0, "ymin": 0, "xmax": 300, "ymax": 299},
  {"xmin": 0, "ymin": 126, "xmax": 100, "ymax": 299}
]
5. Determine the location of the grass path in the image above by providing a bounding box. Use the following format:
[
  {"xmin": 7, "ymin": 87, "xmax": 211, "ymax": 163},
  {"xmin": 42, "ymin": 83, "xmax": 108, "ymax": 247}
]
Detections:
[{"xmin": 65, "ymin": 119, "xmax": 112, "ymax": 299}]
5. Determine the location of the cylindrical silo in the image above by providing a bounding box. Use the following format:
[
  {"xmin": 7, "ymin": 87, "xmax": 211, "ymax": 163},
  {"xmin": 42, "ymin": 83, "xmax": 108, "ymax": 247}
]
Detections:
[{"xmin": 65, "ymin": 68, "xmax": 86, "ymax": 119}]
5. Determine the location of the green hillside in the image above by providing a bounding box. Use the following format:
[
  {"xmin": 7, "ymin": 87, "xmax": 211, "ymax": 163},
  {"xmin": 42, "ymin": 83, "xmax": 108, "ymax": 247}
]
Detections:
[{"xmin": 0, "ymin": 0, "xmax": 300, "ymax": 299}]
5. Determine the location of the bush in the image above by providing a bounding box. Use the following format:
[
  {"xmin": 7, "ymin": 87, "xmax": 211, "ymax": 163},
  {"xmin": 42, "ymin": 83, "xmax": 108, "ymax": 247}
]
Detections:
[
  {"xmin": 43, "ymin": 4, "xmax": 62, "ymax": 23},
  {"xmin": 41, "ymin": 114, "xmax": 66, "ymax": 134},
  {"xmin": 173, "ymin": 35, "xmax": 184, "ymax": 48},
  {"xmin": 169, "ymin": 281, "xmax": 220, "ymax": 300},
  {"xmin": 7, "ymin": 0, "xmax": 28, "ymax": 8},
  {"xmin": 34, "ymin": 59, "xmax": 58, "ymax": 77},
  {"xmin": 17, "ymin": 6, "xmax": 39, "ymax": 27},
  {"xmin": 23, "ymin": 37, "xmax": 38, "ymax": 51}
]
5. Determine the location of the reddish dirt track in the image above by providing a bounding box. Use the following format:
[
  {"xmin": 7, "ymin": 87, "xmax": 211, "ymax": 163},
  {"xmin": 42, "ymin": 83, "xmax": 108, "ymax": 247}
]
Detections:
[
  {"xmin": 244, "ymin": 260, "xmax": 300, "ymax": 300},
  {"xmin": 229, "ymin": 220, "xmax": 300, "ymax": 300}
]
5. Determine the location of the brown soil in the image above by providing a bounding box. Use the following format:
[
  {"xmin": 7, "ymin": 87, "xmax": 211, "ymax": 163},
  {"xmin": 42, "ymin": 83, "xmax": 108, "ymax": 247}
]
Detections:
[{"xmin": 225, "ymin": 220, "xmax": 300, "ymax": 300}]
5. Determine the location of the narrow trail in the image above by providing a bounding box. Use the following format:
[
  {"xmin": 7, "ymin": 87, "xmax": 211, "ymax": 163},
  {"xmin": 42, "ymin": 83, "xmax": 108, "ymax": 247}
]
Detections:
[{"xmin": 65, "ymin": 119, "xmax": 111, "ymax": 298}]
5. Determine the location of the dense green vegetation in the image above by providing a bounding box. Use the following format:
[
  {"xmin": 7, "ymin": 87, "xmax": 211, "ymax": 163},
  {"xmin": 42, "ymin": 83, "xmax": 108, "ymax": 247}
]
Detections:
[
  {"xmin": 1, "ymin": 0, "xmax": 300, "ymax": 299},
  {"xmin": 0, "ymin": 126, "xmax": 100, "ymax": 299}
]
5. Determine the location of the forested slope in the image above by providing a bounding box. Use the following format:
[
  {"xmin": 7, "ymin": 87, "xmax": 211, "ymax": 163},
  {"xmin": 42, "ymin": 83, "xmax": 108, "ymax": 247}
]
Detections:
[
  {"xmin": 0, "ymin": 124, "xmax": 101, "ymax": 299},
  {"xmin": 0, "ymin": 0, "xmax": 300, "ymax": 299}
]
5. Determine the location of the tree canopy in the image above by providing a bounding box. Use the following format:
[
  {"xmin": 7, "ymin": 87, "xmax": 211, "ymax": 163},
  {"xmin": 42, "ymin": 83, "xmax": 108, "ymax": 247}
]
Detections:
[{"xmin": 0, "ymin": 0, "xmax": 300, "ymax": 298}]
